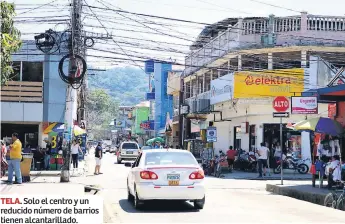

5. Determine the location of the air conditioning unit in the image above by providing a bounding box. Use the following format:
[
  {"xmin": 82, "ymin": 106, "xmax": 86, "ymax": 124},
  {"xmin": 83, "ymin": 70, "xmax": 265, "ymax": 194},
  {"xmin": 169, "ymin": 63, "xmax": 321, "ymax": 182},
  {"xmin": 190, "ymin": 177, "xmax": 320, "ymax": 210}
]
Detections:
[
  {"xmin": 192, "ymin": 100, "xmax": 197, "ymax": 113},
  {"xmin": 197, "ymin": 99, "xmax": 210, "ymax": 112}
]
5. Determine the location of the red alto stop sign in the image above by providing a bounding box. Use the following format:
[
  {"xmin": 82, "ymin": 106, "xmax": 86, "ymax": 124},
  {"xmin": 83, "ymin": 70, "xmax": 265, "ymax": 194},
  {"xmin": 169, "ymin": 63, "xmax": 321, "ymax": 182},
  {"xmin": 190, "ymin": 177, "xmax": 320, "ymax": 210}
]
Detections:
[{"xmin": 273, "ymin": 96, "xmax": 290, "ymax": 112}]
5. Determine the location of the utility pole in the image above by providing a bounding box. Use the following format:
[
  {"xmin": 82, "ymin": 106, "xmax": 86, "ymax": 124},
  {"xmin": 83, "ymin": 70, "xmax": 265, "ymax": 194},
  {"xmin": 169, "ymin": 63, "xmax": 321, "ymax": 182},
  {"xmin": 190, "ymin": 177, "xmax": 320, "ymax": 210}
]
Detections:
[{"xmin": 61, "ymin": 0, "xmax": 83, "ymax": 182}]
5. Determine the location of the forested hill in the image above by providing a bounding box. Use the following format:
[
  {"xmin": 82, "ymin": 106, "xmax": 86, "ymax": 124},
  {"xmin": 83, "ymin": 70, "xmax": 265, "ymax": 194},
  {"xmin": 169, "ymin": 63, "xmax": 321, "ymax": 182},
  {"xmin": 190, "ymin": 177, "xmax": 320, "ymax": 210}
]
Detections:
[{"xmin": 88, "ymin": 67, "xmax": 148, "ymax": 106}]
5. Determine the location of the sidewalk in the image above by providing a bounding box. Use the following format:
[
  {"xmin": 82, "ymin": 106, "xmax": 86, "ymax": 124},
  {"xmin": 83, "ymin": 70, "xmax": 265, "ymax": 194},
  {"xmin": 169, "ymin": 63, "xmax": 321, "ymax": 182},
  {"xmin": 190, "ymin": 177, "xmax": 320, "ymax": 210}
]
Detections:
[
  {"xmin": 222, "ymin": 169, "xmax": 312, "ymax": 180},
  {"xmin": 266, "ymin": 182, "xmax": 331, "ymax": 206},
  {"xmin": 0, "ymin": 157, "xmax": 88, "ymax": 194}
]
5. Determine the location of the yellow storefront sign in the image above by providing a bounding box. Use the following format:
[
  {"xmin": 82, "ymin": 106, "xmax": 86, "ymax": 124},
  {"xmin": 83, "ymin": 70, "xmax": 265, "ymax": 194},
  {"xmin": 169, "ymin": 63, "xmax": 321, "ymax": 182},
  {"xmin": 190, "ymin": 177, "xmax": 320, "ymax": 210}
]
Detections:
[{"xmin": 234, "ymin": 68, "xmax": 304, "ymax": 98}]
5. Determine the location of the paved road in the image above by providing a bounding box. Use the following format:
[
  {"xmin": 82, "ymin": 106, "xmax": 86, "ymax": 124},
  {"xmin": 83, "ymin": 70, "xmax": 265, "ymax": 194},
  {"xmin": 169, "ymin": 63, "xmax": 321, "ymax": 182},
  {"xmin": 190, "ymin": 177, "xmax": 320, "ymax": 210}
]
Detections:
[{"xmin": 77, "ymin": 153, "xmax": 344, "ymax": 223}]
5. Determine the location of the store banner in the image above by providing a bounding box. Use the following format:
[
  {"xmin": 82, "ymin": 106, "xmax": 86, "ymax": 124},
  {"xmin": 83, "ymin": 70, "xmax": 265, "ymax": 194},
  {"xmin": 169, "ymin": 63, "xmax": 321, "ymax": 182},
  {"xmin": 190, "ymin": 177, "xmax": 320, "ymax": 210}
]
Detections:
[
  {"xmin": 234, "ymin": 68, "xmax": 304, "ymax": 98},
  {"xmin": 145, "ymin": 60, "xmax": 154, "ymax": 73},
  {"xmin": 140, "ymin": 120, "xmax": 154, "ymax": 130},
  {"xmin": 210, "ymin": 73, "xmax": 233, "ymax": 105},
  {"xmin": 291, "ymin": 96, "xmax": 318, "ymax": 114}
]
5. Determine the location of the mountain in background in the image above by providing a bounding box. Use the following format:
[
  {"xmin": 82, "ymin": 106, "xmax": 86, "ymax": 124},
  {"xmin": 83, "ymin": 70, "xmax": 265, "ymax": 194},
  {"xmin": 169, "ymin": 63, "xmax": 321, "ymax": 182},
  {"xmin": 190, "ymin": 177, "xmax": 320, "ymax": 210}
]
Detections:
[{"xmin": 88, "ymin": 67, "xmax": 148, "ymax": 106}]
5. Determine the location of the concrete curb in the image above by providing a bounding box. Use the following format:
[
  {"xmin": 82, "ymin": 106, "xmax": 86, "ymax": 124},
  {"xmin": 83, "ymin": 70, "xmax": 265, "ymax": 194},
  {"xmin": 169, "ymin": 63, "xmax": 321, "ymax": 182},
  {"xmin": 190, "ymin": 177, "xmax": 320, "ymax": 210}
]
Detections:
[
  {"xmin": 266, "ymin": 184, "xmax": 327, "ymax": 206},
  {"xmin": 229, "ymin": 177, "xmax": 312, "ymax": 180}
]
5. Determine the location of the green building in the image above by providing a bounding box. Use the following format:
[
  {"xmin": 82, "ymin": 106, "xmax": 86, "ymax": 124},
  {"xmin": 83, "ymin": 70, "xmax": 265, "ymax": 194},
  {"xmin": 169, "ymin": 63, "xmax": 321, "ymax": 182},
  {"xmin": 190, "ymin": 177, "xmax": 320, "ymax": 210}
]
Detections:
[{"xmin": 132, "ymin": 101, "xmax": 150, "ymax": 137}]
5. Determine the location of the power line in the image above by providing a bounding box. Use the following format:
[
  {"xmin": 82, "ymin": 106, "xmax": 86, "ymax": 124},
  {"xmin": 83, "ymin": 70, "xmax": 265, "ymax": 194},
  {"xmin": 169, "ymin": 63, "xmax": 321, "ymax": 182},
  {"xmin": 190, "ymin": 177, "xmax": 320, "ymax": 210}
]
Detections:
[
  {"xmin": 246, "ymin": 0, "xmax": 301, "ymax": 13},
  {"xmin": 194, "ymin": 0, "xmax": 251, "ymax": 14},
  {"xmin": 17, "ymin": 0, "xmax": 62, "ymax": 15}
]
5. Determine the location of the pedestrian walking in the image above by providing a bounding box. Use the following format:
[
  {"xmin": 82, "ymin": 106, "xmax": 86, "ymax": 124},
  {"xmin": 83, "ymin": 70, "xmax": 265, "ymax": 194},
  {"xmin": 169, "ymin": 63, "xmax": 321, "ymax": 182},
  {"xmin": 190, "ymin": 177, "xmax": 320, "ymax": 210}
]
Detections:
[
  {"xmin": 226, "ymin": 146, "xmax": 236, "ymax": 172},
  {"xmin": 44, "ymin": 138, "xmax": 52, "ymax": 170},
  {"xmin": 71, "ymin": 140, "xmax": 83, "ymax": 170},
  {"xmin": 94, "ymin": 142, "xmax": 103, "ymax": 175},
  {"xmin": 7, "ymin": 133, "xmax": 22, "ymax": 184},
  {"xmin": 256, "ymin": 142, "xmax": 270, "ymax": 178}
]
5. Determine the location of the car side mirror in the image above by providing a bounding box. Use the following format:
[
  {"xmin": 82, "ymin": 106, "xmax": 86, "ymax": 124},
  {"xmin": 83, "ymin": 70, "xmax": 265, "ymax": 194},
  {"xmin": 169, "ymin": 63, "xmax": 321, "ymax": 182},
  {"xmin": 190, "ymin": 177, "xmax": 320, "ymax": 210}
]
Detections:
[{"xmin": 124, "ymin": 162, "xmax": 132, "ymax": 167}]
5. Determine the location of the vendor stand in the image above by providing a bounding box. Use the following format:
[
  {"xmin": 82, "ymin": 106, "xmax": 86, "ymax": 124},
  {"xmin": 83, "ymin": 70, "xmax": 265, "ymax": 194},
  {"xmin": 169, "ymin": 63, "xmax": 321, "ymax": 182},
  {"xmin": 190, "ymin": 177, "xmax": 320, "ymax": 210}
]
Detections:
[{"xmin": 292, "ymin": 117, "xmax": 344, "ymax": 188}]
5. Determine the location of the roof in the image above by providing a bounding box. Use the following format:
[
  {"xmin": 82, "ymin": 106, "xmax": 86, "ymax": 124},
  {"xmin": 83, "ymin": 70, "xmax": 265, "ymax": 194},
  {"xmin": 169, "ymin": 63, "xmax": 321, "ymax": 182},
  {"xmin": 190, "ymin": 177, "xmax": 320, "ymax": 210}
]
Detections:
[{"xmin": 135, "ymin": 101, "xmax": 150, "ymax": 108}]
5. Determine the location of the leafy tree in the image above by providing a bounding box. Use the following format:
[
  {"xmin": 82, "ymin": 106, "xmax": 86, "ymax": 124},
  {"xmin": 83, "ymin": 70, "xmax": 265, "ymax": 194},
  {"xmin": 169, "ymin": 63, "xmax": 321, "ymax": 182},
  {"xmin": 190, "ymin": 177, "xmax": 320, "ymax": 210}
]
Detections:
[
  {"xmin": 86, "ymin": 89, "xmax": 119, "ymax": 139},
  {"xmin": 1, "ymin": 1, "xmax": 22, "ymax": 85}
]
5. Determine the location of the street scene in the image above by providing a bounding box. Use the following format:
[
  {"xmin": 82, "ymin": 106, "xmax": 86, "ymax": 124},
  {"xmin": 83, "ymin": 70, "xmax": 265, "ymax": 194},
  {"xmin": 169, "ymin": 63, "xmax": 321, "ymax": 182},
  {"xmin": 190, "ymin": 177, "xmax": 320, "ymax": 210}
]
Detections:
[{"xmin": 1, "ymin": 0, "xmax": 345, "ymax": 223}]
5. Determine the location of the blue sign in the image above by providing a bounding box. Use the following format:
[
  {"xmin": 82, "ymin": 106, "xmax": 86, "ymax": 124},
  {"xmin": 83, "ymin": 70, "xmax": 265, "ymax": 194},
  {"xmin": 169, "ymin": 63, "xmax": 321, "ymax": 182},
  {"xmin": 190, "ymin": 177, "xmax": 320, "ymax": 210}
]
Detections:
[
  {"xmin": 207, "ymin": 126, "xmax": 217, "ymax": 142},
  {"xmin": 146, "ymin": 92, "xmax": 155, "ymax": 100},
  {"xmin": 140, "ymin": 120, "xmax": 154, "ymax": 130},
  {"xmin": 145, "ymin": 60, "xmax": 154, "ymax": 74}
]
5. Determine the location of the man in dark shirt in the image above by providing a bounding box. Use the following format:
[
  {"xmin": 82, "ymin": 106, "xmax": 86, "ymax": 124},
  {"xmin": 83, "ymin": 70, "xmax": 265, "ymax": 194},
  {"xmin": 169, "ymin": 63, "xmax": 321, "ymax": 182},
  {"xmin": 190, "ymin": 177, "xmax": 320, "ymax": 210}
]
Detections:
[
  {"xmin": 94, "ymin": 142, "xmax": 102, "ymax": 175},
  {"xmin": 44, "ymin": 138, "xmax": 52, "ymax": 170}
]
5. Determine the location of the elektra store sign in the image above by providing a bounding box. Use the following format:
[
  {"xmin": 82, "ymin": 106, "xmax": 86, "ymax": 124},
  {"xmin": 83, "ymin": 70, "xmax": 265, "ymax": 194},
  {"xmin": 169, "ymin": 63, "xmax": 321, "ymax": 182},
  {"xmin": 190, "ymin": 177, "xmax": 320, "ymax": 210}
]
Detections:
[{"xmin": 210, "ymin": 73, "xmax": 233, "ymax": 105}]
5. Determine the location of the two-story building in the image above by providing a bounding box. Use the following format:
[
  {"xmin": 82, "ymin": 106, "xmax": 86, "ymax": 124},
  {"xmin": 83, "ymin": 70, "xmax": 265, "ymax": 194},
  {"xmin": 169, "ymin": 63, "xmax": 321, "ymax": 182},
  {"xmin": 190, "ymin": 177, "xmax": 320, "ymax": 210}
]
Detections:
[
  {"xmin": 167, "ymin": 71, "xmax": 183, "ymax": 147},
  {"xmin": 183, "ymin": 12, "xmax": 345, "ymax": 156},
  {"xmin": 1, "ymin": 40, "xmax": 71, "ymax": 148}
]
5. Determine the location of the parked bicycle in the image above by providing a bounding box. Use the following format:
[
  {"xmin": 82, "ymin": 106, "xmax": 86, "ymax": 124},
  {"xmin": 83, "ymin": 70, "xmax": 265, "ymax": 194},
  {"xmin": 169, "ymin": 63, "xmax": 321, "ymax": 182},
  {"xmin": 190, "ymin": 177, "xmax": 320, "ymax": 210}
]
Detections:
[{"xmin": 324, "ymin": 182, "xmax": 345, "ymax": 210}]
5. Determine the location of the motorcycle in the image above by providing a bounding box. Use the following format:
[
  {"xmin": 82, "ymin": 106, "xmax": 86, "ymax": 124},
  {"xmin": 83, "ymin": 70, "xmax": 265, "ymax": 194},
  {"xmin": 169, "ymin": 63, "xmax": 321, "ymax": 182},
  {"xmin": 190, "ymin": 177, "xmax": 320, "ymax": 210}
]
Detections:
[
  {"xmin": 273, "ymin": 156, "xmax": 309, "ymax": 174},
  {"xmin": 234, "ymin": 151, "xmax": 257, "ymax": 172}
]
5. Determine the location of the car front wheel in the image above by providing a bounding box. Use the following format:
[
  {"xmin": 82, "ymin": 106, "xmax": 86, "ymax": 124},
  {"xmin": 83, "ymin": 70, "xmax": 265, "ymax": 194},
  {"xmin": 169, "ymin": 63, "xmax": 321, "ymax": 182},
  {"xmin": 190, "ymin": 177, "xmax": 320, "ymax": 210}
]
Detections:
[
  {"xmin": 194, "ymin": 196, "xmax": 205, "ymax": 210},
  {"xmin": 117, "ymin": 158, "xmax": 122, "ymax": 164}
]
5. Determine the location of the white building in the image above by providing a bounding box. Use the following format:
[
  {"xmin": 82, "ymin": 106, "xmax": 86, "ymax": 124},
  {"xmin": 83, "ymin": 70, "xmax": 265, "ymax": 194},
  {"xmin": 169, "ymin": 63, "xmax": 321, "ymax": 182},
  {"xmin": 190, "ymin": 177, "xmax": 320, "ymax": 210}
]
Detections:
[{"xmin": 183, "ymin": 12, "xmax": 345, "ymax": 157}]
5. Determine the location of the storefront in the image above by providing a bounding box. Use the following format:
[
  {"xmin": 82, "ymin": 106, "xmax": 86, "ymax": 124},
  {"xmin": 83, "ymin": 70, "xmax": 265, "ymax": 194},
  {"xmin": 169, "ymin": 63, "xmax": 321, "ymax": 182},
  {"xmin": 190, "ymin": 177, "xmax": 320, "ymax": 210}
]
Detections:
[{"xmin": 1, "ymin": 123, "xmax": 39, "ymax": 148}]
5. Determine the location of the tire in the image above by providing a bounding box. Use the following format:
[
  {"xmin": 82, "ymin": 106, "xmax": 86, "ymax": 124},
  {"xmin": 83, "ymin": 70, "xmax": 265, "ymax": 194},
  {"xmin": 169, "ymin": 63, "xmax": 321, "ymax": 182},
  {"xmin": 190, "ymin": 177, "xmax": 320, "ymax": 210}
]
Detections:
[
  {"xmin": 324, "ymin": 193, "xmax": 337, "ymax": 208},
  {"xmin": 194, "ymin": 196, "xmax": 205, "ymax": 210},
  {"xmin": 297, "ymin": 164, "xmax": 309, "ymax": 174},
  {"xmin": 273, "ymin": 165, "xmax": 281, "ymax": 174},
  {"xmin": 127, "ymin": 181, "xmax": 133, "ymax": 202},
  {"xmin": 133, "ymin": 187, "xmax": 144, "ymax": 209},
  {"xmin": 117, "ymin": 158, "xmax": 122, "ymax": 164},
  {"xmin": 336, "ymin": 196, "xmax": 345, "ymax": 211}
]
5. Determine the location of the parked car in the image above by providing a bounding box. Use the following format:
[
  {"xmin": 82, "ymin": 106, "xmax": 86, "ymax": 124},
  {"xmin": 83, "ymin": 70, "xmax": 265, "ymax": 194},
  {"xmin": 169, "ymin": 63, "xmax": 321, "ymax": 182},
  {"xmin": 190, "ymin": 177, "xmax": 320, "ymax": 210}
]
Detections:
[
  {"xmin": 117, "ymin": 142, "xmax": 140, "ymax": 164},
  {"xmin": 125, "ymin": 149, "xmax": 205, "ymax": 210},
  {"xmin": 110, "ymin": 145, "xmax": 117, "ymax": 153}
]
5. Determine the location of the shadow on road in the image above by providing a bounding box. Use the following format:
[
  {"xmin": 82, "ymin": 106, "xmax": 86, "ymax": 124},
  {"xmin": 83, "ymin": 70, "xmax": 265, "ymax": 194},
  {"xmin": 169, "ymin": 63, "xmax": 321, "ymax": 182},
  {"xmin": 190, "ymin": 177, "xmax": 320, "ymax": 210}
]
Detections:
[{"xmin": 119, "ymin": 199, "xmax": 200, "ymax": 213}]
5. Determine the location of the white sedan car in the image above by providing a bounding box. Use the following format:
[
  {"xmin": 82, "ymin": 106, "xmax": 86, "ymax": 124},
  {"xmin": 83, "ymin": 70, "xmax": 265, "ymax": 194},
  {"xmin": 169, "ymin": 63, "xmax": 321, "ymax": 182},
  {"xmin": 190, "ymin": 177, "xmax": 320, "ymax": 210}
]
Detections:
[{"xmin": 125, "ymin": 149, "xmax": 205, "ymax": 210}]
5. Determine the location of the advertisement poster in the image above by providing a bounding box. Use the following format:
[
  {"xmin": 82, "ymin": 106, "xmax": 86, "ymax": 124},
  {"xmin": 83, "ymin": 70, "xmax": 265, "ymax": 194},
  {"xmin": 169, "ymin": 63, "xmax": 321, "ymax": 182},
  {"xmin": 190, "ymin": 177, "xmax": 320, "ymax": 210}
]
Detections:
[
  {"xmin": 234, "ymin": 69, "xmax": 304, "ymax": 98},
  {"xmin": 291, "ymin": 96, "xmax": 318, "ymax": 114}
]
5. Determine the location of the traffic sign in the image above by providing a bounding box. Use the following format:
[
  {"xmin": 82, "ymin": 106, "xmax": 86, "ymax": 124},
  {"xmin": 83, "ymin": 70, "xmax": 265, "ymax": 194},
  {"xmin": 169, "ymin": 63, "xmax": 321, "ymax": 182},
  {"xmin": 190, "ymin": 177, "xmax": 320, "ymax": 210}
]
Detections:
[
  {"xmin": 273, "ymin": 96, "xmax": 290, "ymax": 112},
  {"xmin": 273, "ymin": 112, "xmax": 290, "ymax": 118}
]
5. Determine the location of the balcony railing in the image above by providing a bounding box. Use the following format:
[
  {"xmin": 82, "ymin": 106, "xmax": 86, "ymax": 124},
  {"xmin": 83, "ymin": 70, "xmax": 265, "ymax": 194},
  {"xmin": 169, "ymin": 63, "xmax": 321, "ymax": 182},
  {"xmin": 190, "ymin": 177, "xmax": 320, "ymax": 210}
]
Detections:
[
  {"xmin": 185, "ymin": 91, "xmax": 211, "ymax": 113},
  {"xmin": 1, "ymin": 81, "xmax": 43, "ymax": 103}
]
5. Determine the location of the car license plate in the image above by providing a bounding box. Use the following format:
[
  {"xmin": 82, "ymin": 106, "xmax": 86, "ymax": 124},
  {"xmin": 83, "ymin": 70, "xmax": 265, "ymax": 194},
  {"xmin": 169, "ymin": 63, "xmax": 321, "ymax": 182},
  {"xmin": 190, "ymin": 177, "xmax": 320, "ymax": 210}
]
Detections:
[
  {"xmin": 167, "ymin": 174, "xmax": 180, "ymax": 186},
  {"xmin": 126, "ymin": 151, "xmax": 133, "ymax": 154}
]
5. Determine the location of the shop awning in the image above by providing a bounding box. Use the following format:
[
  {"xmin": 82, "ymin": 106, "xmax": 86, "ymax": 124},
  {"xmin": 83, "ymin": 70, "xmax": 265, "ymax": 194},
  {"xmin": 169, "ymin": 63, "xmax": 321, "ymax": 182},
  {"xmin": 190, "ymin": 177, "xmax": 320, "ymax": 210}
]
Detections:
[{"xmin": 302, "ymin": 84, "xmax": 345, "ymax": 102}]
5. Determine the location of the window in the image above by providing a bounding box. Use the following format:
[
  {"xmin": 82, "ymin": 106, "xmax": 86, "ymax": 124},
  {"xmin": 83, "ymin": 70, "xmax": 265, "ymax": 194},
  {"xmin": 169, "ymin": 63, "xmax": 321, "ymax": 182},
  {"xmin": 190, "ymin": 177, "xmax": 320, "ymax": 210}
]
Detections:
[
  {"xmin": 22, "ymin": 62, "xmax": 43, "ymax": 82},
  {"xmin": 10, "ymin": 62, "xmax": 21, "ymax": 81},
  {"xmin": 122, "ymin": 143, "xmax": 139, "ymax": 149},
  {"xmin": 144, "ymin": 152, "xmax": 198, "ymax": 166}
]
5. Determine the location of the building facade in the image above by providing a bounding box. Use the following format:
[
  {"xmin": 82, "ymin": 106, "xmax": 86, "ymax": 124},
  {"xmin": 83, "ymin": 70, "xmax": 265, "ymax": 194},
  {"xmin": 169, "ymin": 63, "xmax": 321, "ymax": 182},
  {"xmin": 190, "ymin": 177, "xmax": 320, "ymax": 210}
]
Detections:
[
  {"xmin": 144, "ymin": 60, "xmax": 173, "ymax": 137},
  {"xmin": 1, "ymin": 40, "xmax": 70, "ymax": 148},
  {"xmin": 183, "ymin": 12, "xmax": 345, "ymax": 157},
  {"xmin": 167, "ymin": 71, "xmax": 183, "ymax": 147}
]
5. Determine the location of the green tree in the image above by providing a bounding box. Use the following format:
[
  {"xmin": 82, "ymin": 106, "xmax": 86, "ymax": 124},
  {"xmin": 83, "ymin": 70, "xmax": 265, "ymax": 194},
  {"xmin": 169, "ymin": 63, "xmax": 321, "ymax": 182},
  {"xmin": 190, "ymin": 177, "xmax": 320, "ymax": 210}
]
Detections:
[
  {"xmin": 1, "ymin": 1, "xmax": 22, "ymax": 85},
  {"xmin": 86, "ymin": 89, "xmax": 119, "ymax": 138}
]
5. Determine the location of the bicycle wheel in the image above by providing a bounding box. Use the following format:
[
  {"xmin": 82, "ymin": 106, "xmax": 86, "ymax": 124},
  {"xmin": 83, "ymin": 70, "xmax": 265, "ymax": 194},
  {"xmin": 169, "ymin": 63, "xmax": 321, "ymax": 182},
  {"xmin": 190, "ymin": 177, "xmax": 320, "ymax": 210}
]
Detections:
[
  {"xmin": 324, "ymin": 193, "xmax": 337, "ymax": 208},
  {"xmin": 336, "ymin": 195, "xmax": 345, "ymax": 210}
]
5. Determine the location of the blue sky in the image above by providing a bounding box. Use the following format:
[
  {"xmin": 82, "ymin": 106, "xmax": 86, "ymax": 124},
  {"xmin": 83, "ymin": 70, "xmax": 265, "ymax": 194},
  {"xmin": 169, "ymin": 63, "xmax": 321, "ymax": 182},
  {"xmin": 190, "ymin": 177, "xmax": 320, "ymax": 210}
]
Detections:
[{"xmin": 12, "ymin": 0, "xmax": 345, "ymax": 68}]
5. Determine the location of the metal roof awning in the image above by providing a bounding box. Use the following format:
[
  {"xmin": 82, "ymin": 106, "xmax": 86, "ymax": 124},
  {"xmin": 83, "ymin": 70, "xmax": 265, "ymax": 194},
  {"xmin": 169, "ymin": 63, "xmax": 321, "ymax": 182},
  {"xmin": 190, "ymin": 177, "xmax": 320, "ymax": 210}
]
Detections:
[{"xmin": 302, "ymin": 84, "xmax": 345, "ymax": 102}]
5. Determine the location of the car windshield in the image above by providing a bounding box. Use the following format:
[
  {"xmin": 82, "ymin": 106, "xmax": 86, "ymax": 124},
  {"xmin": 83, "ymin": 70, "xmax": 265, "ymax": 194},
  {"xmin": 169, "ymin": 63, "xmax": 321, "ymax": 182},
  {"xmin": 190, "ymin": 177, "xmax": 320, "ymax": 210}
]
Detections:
[
  {"xmin": 144, "ymin": 152, "xmax": 198, "ymax": 166},
  {"xmin": 122, "ymin": 143, "xmax": 139, "ymax": 149}
]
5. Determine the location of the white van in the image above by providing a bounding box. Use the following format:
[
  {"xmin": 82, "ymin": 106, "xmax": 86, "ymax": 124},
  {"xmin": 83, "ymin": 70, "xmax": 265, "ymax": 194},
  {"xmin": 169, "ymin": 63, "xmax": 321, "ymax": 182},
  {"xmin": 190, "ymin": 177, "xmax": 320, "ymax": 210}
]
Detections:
[{"xmin": 117, "ymin": 141, "xmax": 139, "ymax": 164}]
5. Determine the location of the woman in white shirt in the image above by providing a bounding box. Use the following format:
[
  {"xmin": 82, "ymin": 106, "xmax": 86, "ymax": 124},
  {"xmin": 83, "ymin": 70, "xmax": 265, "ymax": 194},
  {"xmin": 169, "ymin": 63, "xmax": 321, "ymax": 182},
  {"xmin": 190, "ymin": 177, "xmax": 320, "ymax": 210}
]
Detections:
[{"xmin": 71, "ymin": 140, "xmax": 82, "ymax": 170}]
